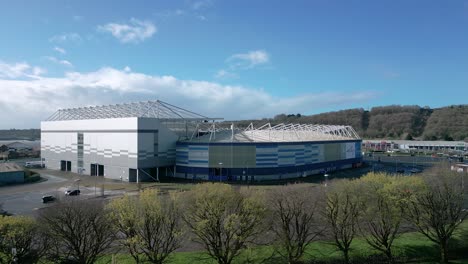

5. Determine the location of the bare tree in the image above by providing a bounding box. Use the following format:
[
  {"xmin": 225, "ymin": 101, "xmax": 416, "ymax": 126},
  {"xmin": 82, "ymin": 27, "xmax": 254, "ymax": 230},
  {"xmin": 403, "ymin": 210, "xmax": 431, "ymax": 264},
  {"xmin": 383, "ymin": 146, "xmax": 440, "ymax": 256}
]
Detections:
[
  {"xmin": 183, "ymin": 183, "xmax": 267, "ymax": 264},
  {"xmin": 322, "ymin": 179, "xmax": 362, "ymax": 264},
  {"xmin": 267, "ymin": 184, "xmax": 324, "ymax": 263},
  {"xmin": 108, "ymin": 189, "xmax": 184, "ymax": 264},
  {"xmin": 404, "ymin": 166, "xmax": 468, "ymax": 264},
  {"xmin": 39, "ymin": 200, "xmax": 116, "ymax": 264}
]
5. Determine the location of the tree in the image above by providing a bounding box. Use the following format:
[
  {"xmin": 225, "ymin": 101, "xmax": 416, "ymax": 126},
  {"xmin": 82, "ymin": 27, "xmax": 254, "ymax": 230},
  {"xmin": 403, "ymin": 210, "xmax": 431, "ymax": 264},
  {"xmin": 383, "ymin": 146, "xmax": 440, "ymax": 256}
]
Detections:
[
  {"xmin": 267, "ymin": 184, "xmax": 323, "ymax": 263},
  {"xmin": 404, "ymin": 167, "xmax": 468, "ymax": 264},
  {"xmin": 423, "ymin": 105, "xmax": 468, "ymax": 140},
  {"xmin": 322, "ymin": 179, "xmax": 362, "ymax": 264},
  {"xmin": 39, "ymin": 200, "xmax": 116, "ymax": 264},
  {"xmin": 108, "ymin": 189, "xmax": 184, "ymax": 264},
  {"xmin": 359, "ymin": 173, "xmax": 424, "ymax": 263},
  {"xmin": 108, "ymin": 194, "xmax": 141, "ymax": 263},
  {"xmin": 0, "ymin": 215, "xmax": 48, "ymax": 264},
  {"xmin": 183, "ymin": 183, "xmax": 267, "ymax": 264}
]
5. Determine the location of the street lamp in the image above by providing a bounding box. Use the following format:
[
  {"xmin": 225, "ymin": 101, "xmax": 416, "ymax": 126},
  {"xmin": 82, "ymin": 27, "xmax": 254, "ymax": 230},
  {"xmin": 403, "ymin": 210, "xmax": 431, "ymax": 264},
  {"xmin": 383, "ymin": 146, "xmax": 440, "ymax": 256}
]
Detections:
[
  {"xmin": 218, "ymin": 162, "xmax": 223, "ymax": 182},
  {"xmin": 11, "ymin": 248, "xmax": 17, "ymax": 263},
  {"xmin": 324, "ymin": 173, "xmax": 329, "ymax": 187},
  {"xmin": 94, "ymin": 163, "xmax": 99, "ymax": 196},
  {"xmin": 75, "ymin": 179, "xmax": 81, "ymax": 190}
]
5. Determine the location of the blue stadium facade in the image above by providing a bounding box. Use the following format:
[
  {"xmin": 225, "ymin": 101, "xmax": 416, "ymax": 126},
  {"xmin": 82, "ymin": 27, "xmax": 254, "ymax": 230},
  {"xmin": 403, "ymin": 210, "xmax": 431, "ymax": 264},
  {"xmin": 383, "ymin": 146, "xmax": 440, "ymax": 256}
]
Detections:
[{"xmin": 175, "ymin": 125, "xmax": 362, "ymax": 181}]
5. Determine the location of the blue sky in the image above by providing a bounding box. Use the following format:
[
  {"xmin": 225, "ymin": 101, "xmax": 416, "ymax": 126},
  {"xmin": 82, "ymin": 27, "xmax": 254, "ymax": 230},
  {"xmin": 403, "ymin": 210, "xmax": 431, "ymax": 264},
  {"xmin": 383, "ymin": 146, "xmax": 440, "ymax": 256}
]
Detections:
[{"xmin": 0, "ymin": 0, "xmax": 467, "ymax": 128}]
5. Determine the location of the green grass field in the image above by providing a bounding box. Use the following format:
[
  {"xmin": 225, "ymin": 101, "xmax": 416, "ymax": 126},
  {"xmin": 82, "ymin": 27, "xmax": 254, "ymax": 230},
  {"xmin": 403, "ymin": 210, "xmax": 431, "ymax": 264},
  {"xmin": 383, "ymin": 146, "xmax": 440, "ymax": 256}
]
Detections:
[{"xmin": 95, "ymin": 221, "xmax": 468, "ymax": 264}]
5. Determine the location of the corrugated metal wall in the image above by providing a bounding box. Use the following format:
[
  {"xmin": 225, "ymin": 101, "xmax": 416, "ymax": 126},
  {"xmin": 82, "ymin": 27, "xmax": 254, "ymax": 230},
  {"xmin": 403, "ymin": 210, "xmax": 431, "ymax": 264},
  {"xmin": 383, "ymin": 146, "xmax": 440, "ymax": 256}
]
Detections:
[{"xmin": 176, "ymin": 141, "xmax": 362, "ymax": 169}]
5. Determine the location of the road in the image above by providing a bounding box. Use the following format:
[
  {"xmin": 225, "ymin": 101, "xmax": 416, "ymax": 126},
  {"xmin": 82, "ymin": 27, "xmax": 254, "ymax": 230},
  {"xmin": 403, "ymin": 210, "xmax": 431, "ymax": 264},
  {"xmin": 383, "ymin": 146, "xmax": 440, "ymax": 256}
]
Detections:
[{"xmin": 0, "ymin": 172, "xmax": 125, "ymax": 216}]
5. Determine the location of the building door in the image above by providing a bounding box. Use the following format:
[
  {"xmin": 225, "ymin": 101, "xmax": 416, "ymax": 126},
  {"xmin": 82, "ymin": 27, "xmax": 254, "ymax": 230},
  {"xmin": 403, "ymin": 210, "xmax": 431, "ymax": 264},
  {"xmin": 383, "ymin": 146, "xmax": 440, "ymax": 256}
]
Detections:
[
  {"xmin": 90, "ymin": 164, "xmax": 97, "ymax": 176},
  {"xmin": 129, "ymin": 169, "xmax": 137, "ymax": 182},
  {"xmin": 66, "ymin": 161, "xmax": 71, "ymax": 171},
  {"xmin": 98, "ymin": 165, "xmax": 104, "ymax": 176},
  {"xmin": 60, "ymin": 160, "xmax": 66, "ymax": 171}
]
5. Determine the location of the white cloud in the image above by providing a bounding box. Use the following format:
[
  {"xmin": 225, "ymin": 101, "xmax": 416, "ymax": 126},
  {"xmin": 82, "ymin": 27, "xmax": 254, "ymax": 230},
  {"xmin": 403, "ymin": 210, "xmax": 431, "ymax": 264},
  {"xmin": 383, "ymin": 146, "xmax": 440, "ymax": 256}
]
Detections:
[
  {"xmin": 0, "ymin": 61, "xmax": 45, "ymax": 79},
  {"xmin": 154, "ymin": 9, "xmax": 186, "ymax": 19},
  {"xmin": 32, "ymin": 67, "xmax": 47, "ymax": 76},
  {"xmin": 49, "ymin": 33, "xmax": 82, "ymax": 44},
  {"xmin": 45, "ymin": 56, "xmax": 73, "ymax": 67},
  {"xmin": 214, "ymin": 69, "xmax": 237, "ymax": 79},
  {"xmin": 98, "ymin": 18, "xmax": 156, "ymax": 44},
  {"xmin": 0, "ymin": 65, "xmax": 377, "ymax": 128},
  {"xmin": 53, "ymin": 46, "xmax": 66, "ymax": 54},
  {"xmin": 174, "ymin": 9, "xmax": 185, "ymax": 16},
  {"xmin": 227, "ymin": 50, "xmax": 270, "ymax": 69},
  {"xmin": 196, "ymin": 15, "xmax": 207, "ymax": 21},
  {"xmin": 191, "ymin": 0, "xmax": 212, "ymax": 10}
]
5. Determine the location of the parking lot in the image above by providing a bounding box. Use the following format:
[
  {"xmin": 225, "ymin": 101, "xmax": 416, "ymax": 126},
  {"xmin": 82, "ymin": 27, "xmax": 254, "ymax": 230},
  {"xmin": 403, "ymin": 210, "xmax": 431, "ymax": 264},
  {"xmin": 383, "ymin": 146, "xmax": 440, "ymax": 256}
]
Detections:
[
  {"xmin": 362, "ymin": 153, "xmax": 447, "ymax": 174},
  {"xmin": 0, "ymin": 170, "xmax": 128, "ymax": 216}
]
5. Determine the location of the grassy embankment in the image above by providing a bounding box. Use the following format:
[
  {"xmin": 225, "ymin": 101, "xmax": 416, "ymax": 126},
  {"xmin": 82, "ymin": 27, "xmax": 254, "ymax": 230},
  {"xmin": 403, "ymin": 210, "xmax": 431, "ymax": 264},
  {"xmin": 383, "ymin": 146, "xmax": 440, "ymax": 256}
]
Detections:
[{"xmin": 95, "ymin": 221, "xmax": 468, "ymax": 264}]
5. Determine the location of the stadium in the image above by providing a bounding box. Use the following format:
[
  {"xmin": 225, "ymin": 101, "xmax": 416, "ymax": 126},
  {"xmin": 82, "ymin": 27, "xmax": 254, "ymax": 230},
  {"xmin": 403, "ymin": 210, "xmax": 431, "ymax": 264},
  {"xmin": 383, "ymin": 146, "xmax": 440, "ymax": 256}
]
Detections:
[
  {"xmin": 41, "ymin": 100, "xmax": 362, "ymax": 182},
  {"xmin": 175, "ymin": 123, "xmax": 362, "ymax": 181}
]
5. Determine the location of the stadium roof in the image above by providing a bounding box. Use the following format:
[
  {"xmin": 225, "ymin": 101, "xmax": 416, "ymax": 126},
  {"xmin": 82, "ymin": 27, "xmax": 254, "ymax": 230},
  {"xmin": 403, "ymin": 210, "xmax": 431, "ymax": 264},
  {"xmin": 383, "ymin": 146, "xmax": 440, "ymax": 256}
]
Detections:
[
  {"xmin": 46, "ymin": 100, "xmax": 222, "ymax": 121},
  {"xmin": 185, "ymin": 122, "xmax": 361, "ymax": 143}
]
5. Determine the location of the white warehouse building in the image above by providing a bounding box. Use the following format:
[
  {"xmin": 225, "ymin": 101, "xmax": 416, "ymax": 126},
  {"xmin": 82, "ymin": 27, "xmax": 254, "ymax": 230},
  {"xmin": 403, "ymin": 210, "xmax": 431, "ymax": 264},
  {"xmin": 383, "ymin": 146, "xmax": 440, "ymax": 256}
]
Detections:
[{"xmin": 41, "ymin": 100, "xmax": 218, "ymax": 182}]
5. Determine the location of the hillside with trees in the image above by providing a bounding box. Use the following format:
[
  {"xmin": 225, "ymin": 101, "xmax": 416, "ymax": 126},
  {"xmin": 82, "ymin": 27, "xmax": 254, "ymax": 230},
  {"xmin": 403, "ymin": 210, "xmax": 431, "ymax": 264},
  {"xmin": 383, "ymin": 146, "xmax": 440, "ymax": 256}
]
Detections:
[
  {"xmin": 0, "ymin": 129, "xmax": 40, "ymax": 140},
  {"xmin": 423, "ymin": 105, "xmax": 468, "ymax": 141},
  {"xmin": 230, "ymin": 104, "xmax": 467, "ymax": 141}
]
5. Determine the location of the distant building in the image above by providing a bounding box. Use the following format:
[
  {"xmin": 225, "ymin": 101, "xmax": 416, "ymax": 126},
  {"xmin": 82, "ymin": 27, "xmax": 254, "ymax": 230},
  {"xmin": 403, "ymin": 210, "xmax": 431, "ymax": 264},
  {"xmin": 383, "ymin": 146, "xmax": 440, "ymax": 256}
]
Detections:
[
  {"xmin": 0, "ymin": 151, "xmax": 9, "ymax": 160},
  {"xmin": 0, "ymin": 145, "xmax": 8, "ymax": 152},
  {"xmin": 0, "ymin": 163, "xmax": 24, "ymax": 184},
  {"xmin": 6, "ymin": 141, "xmax": 33, "ymax": 152},
  {"xmin": 451, "ymin": 163, "xmax": 468, "ymax": 173},
  {"xmin": 363, "ymin": 140, "xmax": 467, "ymax": 153}
]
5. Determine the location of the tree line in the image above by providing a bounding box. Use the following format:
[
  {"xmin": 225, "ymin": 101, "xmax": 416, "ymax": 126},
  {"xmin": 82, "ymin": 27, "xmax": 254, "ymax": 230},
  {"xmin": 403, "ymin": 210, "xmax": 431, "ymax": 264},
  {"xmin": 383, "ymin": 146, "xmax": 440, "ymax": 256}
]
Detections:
[
  {"xmin": 0, "ymin": 165, "xmax": 467, "ymax": 264},
  {"xmin": 231, "ymin": 105, "xmax": 468, "ymax": 141},
  {"xmin": 0, "ymin": 129, "xmax": 40, "ymax": 140}
]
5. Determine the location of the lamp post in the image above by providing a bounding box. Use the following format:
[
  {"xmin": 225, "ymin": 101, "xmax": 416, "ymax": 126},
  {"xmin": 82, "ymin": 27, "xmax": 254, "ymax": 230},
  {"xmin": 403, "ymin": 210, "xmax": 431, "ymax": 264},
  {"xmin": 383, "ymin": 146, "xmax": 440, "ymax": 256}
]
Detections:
[
  {"xmin": 94, "ymin": 163, "xmax": 98, "ymax": 196},
  {"xmin": 395, "ymin": 158, "xmax": 398, "ymax": 173},
  {"xmin": 75, "ymin": 179, "xmax": 81, "ymax": 191},
  {"xmin": 459, "ymin": 167, "xmax": 466, "ymax": 193},
  {"xmin": 218, "ymin": 162, "xmax": 223, "ymax": 182},
  {"xmin": 11, "ymin": 248, "xmax": 17, "ymax": 264}
]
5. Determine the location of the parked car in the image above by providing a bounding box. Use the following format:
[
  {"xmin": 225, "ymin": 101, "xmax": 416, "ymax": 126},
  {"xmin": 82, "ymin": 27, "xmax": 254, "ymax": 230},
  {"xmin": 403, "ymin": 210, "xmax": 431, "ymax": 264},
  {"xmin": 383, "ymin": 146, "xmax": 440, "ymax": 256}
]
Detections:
[
  {"xmin": 42, "ymin": 195, "xmax": 56, "ymax": 203},
  {"xmin": 25, "ymin": 161, "xmax": 45, "ymax": 168},
  {"xmin": 65, "ymin": 189, "xmax": 80, "ymax": 196},
  {"xmin": 0, "ymin": 208, "xmax": 11, "ymax": 216}
]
